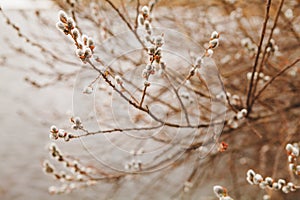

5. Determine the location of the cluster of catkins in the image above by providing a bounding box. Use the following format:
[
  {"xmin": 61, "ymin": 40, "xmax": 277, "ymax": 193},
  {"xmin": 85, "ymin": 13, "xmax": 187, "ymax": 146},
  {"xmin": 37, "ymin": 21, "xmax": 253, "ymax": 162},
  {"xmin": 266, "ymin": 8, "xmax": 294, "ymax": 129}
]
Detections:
[
  {"xmin": 138, "ymin": 5, "xmax": 153, "ymax": 42},
  {"xmin": 56, "ymin": 10, "xmax": 95, "ymax": 63},
  {"xmin": 191, "ymin": 31, "xmax": 220, "ymax": 77},
  {"xmin": 216, "ymin": 92, "xmax": 242, "ymax": 107},
  {"xmin": 246, "ymin": 169, "xmax": 298, "ymax": 194},
  {"xmin": 43, "ymin": 143, "xmax": 96, "ymax": 194},
  {"xmin": 206, "ymin": 31, "xmax": 220, "ymax": 57},
  {"xmin": 139, "ymin": 5, "xmax": 165, "ymax": 85},
  {"xmin": 49, "ymin": 125, "xmax": 74, "ymax": 142},
  {"xmin": 246, "ymin": 71, "xmax": 270, "ymax": 83},
  {"xmin": 227, "ymin": 108, "xmax": 247, "ymax": 129},
  {"xmin": 124, "ymin": 159, "xmax": 142, "ymax": 171},
  {"xmin": 124, "ymin": 148, "xmax": 144, "ymax": 171},
  {"xmin": 286, "ymin": 143, "xmax": 300, "ymax": 175},
  {"xmin": 241, "ymin": 38, "xmax": 257, "ymax": 57},
  {"xmin": 49, "ymin": 117, "xmax": 82, "ymax": 142}
]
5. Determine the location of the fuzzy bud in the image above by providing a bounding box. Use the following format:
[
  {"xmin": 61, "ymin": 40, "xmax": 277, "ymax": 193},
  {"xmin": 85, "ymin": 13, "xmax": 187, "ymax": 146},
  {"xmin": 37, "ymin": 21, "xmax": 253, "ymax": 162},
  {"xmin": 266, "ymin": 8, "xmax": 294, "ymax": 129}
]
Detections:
[
  {"xmin": 253, "ymin": 174, "xmax": 263, "ymax": 184},
  {"xmin": 246, "ymin": 176, "xmax": 254, "ymax": 185},
  {"xmin": 278, "ymin": 179, "xmax": 286, "ymax": 187},
  {"xmin": 145, "ymin": 35, "xmax": 153, "ymax": 43},
  {"xmin": 71, "ymin": 28, "xmax": 79, "ymax": 40},
  {"xmin": 87, "ymin": 38, "xmax": 95, "ymax": 51},
  {"xmin": 138, "ymin": 14, "xmax": 145, "ymax": 26},
  {"xmin": 195, "ymin": 57, "xmax": 203, "ymax": 68},
  {"xmin": 64, "ymin": 133, "xmax": 71, "ymax": 142},
  {"xmin": 286, "ymin": 143, "xmax": 299, "ymax": 157},
  {"xmin": 141, "ymin": 6, "xmax": 149, "ymax": 16},
  {"xmin": 83, "ymin": 86, "xmax": 93, "ymax": 94},
  {"xmin": 48, "ymin": 186, "xmax": 58, "ymax": 195},
  {"xmin": 265, "ymin": 177, "xmax": 273, "ymax": 187},
  {"xmin": 148, "ymin": 45, "xmax": 156, "ymax": 55},
  {"xmin": 144, "ymin": 20, "xmax": 152, "ymax": 35},
  {"xmin": 213, "ymin": 185, "xmax": 227, "ymax": 197},
  {"xmin": 115, "ymin": 75, "xmax": 123, "ymax": 85},
  {"xmin": 237, "ymin": 109, "xmax": 247, "ymax": 120},
  {"xmin": 58, "ymin": 10, "xmax": 68, "ymax": 23},
  {"xmin": 289, "ymin": 163, "xmax": 295, "ymax": 171},
  {"xmin": 155, "ymin": 36, "xmax": 164, "ymax": 47},
  {"xmin": 206, "ymin": 49, "xmax": 214, "ymax": 57},
  {"xmin": 43, "ymin": 160, "xmax": 55, "ymax": 174},
  {"xmin": 84, "ymin": 48, "xmax": 92, "ymax": 58},
  {"xmin": 49, "ymin": 125, "xmax": 59, "ymax": 140},
  {"xmin": 272, "ymin": 182, "xmax": 280, "ymax": 190},
  {"xmin": 282, "ymin": 185, "xmax": 290, "ymax": 193},
  {"xmin": 209, "ymin": 38, "xmax": 219, "ymax": 49},
  {"xmin": 74, "ymin": 117, "xmax": 81, "ymax": 125},
  {"xmin": 210, "ymin": 31, "xmax": 219, "ymax": 40},
  {"xmin": 263, "ymin": 75, "xmax": 270, "ymax": 82},
  {"xmin": 56, "ymin": 22, "xmax": 65, "ymax": 32},
  {"xmin": 67, "ymin": 17, "xmax": 75, "ymax": 30},
  {"xmin": 144, "ymin": 80, "xmax": 150, "ymax": 87},
  {"xmin": 76, "ymin": 49, "xmax": 84, "ymax": 58},
  {"xmin": 82, "ymin": 34, "xmax": 88, "ymax": 45},
  {"xmin": 50, "ymin": 125, "xmax": 58, "ymax": 133},
  {"xmin": 259, "ymin": 182, "xmax": 267, "ymax": 189}
]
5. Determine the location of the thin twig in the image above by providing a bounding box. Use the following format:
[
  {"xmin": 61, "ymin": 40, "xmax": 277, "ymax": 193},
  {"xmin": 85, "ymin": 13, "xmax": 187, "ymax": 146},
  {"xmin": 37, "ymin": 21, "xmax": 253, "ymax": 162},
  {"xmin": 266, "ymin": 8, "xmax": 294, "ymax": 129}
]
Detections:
[
  {"xmin": 87, "ymin": 59, "xmax": 213, "ymax": 129},
  {"xmin": 250, "ymin": 0, "xmax": 284, "ymax": 109},
  {"xmin": 105, "ymin": 0, "xmax": 147, "ymax": 50},
  {"xmin": 251, "ymin": 58, "xmax": 300, "ymax": 106},
  {"xmin": 139, "ymin": 84, "xmax": 149, "ymax": 107},
  {"xmin": 246, "ymin": 0, "xmax": 272, "ymax": 115},
  {"xmin": 0, "ymin": 8, "xmax": 78, "ymax": 66},
  {"xmin": 135, "ymin": 0, "xmax": 140, "ymax": 29},
  {"xmin": 280, "ymin": 12, "xmax": 300, "ymax": 44},
  {"xmin": 163, "ymin": 70, "xmax": 191, "ymax": 126},
  {"xmin": 77, "ymin": 124, "xmax": 164, "ymax": 138}
]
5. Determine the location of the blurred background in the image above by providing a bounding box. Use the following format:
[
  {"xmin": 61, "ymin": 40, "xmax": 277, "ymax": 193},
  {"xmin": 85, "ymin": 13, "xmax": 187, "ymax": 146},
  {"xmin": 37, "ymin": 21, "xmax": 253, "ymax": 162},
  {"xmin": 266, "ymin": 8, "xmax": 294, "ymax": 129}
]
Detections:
[{"xmin": 0, "ymin": 0, "xmax": 299, "ymax": 199}]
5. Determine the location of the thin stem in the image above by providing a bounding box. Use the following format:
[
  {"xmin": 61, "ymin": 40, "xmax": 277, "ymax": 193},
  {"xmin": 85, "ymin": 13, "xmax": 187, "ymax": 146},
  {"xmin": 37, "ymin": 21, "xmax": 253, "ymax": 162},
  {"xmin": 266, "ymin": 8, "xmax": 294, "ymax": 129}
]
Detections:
[
  {"xmin": 246, "ymin": 0, "xmax": 272, "ymax": 115},
  {"xmin": 121, "ymin": 85, "xmax": 140, "ymax": 104},
  {"xmin": 280, "ymin": 12, "xmax": 300, "ymax": 44},
  {"xmin": 86, "ymin": 59, "xmax": 213, "ymax": 129},
  {"xmin": 139, "ymin": 84, "xmax": 149, "ymax": 107},
  {"xmin": 105, "ymin": 0, "xmax": 147, "ymax": 50},
  {"xmin": 0, "ymin": 8, "xmax": 78, "ymax": 66},
  {"xmin": 163, "ymin": 70, "xmax": 191, "ymax": 126},
  {"xmin": 77, "ymin": 124, "xmax": 164, "ymax": 138},
  {"xmin": 65, "ymin": 0, "xmax": 83, "ymax": 35},
  {"xmin": 176, "ymin": 54, "xmax": 205, "ymax": 91},
  {"xmin": 251, "ymin": 58, "xmax": 300, "ymax": 106},
  {"xmin": 135, "ymin": 0, "xmax": 140, "ymax": 29},
  {"xmin": 250, "ymin": 0, "xmax": 284, "ymax": 109}
]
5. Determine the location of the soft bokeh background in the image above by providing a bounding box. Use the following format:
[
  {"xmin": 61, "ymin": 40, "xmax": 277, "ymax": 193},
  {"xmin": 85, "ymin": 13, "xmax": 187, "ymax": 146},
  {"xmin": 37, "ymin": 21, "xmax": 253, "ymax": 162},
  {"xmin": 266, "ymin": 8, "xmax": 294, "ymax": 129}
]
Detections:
[{"xmin": 0, "ymin": 0, "xmax": 299, "ymax": 200}]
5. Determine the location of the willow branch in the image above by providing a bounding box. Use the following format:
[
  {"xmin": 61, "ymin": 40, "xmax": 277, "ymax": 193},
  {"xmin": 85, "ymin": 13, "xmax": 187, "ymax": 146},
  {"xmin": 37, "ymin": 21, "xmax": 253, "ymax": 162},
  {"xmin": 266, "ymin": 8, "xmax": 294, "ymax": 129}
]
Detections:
[{"xmin": 246, "ymin": 0, "xmax": 272, "ymax": 115}]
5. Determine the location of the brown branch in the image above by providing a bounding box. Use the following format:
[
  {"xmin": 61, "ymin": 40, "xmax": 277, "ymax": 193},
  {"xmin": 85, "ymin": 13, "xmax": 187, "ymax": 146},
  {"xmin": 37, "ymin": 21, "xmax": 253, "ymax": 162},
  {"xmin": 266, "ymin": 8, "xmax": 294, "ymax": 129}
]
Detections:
[
  {"xmin": 77, "ymin": 124, "xmax": 164, "ymax": 138},
  {"xmin": 163, "ymin": 70, "xmax": 191, "ymax": 126},
  {"xmin": 139, "ymin": 84, "xmax": 149, "ymax": 107},
  {"xmin": 86, "ymin": 59, "xmax": 213, "ymax": 129},
  {"xmin": 246, "ymin": 0, "xmax": 272, "ymax": 115},
  {"xmin": 105, "ymin": 0, "xmax": 147, "ymax": 50},
  {"xmin": 250, "ymin": 0, "xmax": 285, "ymax": 109},
  {"xmin": 0, "ymin": 8, "xmax": 78, "ymax": 66},
  {"xmin": 251, "ymin": 58, "xmax": 300, "ymax": 106},
  {"xmin": 134, "ymin": 0, "xmax": 140, "ymax": 29},
  {"xmin": 280, "ymin": 12, "xmax": 300, "ymax": 44}
]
